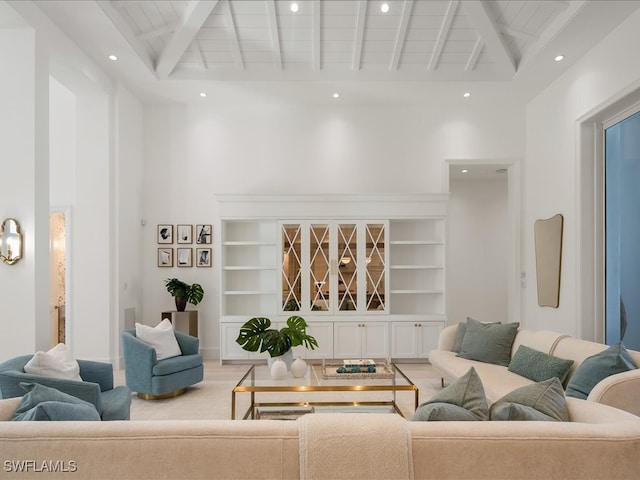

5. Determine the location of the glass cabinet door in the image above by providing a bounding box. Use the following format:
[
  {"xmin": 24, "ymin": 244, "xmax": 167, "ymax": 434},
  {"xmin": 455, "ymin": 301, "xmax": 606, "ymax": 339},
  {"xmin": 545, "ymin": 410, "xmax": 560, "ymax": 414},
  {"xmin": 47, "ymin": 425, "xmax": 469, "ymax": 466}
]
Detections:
[{"xmin": 280, "ymin": 221, "xmax": 387, "ymax": 314}]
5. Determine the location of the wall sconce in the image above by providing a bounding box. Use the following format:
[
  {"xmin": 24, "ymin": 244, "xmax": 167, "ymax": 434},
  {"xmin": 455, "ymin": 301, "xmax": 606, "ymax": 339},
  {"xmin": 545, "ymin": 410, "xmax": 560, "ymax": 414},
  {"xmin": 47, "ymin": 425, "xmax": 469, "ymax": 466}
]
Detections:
[{"xmin": 0, "ymin": 218, "xmax": 23, "ymax": 265}]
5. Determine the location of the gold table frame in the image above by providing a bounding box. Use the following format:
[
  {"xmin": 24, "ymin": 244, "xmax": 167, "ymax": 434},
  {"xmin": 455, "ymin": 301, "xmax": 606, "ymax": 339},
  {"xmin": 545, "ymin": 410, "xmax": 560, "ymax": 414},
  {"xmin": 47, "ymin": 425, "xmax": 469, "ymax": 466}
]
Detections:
[{"xmin": 231, "ymin": 363, "xmax": 419, "ymax": 420}]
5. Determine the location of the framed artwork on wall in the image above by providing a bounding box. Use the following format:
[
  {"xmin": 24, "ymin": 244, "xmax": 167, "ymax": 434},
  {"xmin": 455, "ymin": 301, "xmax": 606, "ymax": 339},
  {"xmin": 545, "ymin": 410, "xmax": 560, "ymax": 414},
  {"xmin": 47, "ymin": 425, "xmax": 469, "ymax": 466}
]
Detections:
[
  {"xmin": 177, "ymin": 248, "xmax": 193, "ymax": 267},
  {"xmin": 157, "ymin": 224, "xmax": 173, "ymax": 244},
  {"xmin": 196, "ymin": 248, "xmax": 212, "ymax": 267},
  {"xmin": 158, "ymin": 248, "xmax": 173, "ymax": 267},
  {"xmin": 196, "ymin": 224, "xmax": 212, "ymax": 244},
  {"xmin": 177, "ymin": 224, "xmax": 193, "ymax": 244}
]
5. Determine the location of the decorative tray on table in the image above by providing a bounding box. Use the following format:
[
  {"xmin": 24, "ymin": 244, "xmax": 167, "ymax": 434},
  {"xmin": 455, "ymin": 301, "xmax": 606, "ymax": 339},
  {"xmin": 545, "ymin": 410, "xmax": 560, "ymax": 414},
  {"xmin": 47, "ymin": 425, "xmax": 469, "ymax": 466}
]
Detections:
[{"xmin": 320, "ymin": 359, "xmax": 395, "ymax": 379}]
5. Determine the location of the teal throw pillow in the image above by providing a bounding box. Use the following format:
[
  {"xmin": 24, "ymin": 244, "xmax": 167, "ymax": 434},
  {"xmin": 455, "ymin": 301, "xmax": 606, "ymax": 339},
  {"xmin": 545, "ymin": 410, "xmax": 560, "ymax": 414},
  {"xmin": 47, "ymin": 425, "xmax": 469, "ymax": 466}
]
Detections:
[
  {"xmin": 566, "ymin": 342, "xmax": 637, "ymax": 400},
  {"xmin": 457, "ymin": 318, "xmax": 519, "ymax": 366},
  {"xmin": 452, "ymin": 321, "xmax": 467, "ymax": 354},
  {"xmin": 10, "ymin": 382, "xmax": 99, "ymax": 422},
  {"xmin": 12, "ymin": 401, "xmax": 100, "ymax": 421},
  {"xmin": 490, "ymin": 377, "xmax": 569, "ymax": 422},
  {"xmin": 412, "ymin": 367, "xmax": 488, "ymax": 421},
  {"xmin": 508, "ymin": 345, "xmax": 574, "ymax": 383}
]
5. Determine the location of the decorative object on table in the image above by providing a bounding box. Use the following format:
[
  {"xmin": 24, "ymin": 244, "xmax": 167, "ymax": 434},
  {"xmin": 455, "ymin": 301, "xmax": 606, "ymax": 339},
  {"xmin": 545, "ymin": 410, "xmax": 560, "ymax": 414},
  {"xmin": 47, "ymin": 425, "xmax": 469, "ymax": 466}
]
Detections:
[
  {"xmin": 291, "ymin": 356, "xmax": 308, "ymax": 378},
  {"xmin": 534, "ymin": 213, "xmax": 563, "ymax": 308},
  {"xmin": 235, "ymin": 316, "xmax": 318, "ymax": 371},
  {"xmin": 270, "ymin": 358, "xmax": 288, "ymax": 380},
  {"xmin": 196, "ymin": 248, "xmax": 212, "ymax": 267},
  {"xmin": 176, "ymin": 248, "xmax": 193, "ymax": 267},
  {"xmin": 157, "ymin": 224, "xmax": 173, "ymax": 244},
  {"xmin": 177, "ymin": 225, "xmax": 193, "ymax": 244},
  {"xmin": 195, "ymin": 224, "xmax": 212, "ymax": 244},
  {"xmin": 157, "ymin": 248, "xmax": 173, "ymax": 267},
  {"xmin": 321, "ymin": 359, "xmax": 395, "ymax": 379},
  {"xmin": 164, "ymin": 278, "xmax": 204, "ymax": 312}
]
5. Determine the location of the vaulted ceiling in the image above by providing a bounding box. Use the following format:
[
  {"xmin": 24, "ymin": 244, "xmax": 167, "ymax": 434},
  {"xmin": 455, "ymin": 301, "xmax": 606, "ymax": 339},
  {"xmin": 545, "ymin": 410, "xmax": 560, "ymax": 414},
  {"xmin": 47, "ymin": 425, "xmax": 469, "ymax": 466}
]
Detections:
[{"xmin": 33, "ymin": 1, "xmax": 640, "ymax": 103}]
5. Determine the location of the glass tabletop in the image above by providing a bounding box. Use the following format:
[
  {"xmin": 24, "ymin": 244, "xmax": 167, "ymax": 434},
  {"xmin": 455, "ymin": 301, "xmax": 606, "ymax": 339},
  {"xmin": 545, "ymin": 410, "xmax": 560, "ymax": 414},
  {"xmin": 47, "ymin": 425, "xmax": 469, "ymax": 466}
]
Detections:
[{"xmin": 233, "ymin": 361, "xmax": 416, "ymax": 392}]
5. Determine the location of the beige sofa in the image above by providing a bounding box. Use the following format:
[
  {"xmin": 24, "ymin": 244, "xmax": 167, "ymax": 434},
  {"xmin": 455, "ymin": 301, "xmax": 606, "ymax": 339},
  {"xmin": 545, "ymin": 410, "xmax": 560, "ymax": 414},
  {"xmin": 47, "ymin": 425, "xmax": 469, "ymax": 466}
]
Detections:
[
  {"xmin": 429, "ymin": 324, "xmax": 640, "ymax": 416},
  {"xmin": 1, "ymin": 396, "xmax": 640, "ymax": 480}
]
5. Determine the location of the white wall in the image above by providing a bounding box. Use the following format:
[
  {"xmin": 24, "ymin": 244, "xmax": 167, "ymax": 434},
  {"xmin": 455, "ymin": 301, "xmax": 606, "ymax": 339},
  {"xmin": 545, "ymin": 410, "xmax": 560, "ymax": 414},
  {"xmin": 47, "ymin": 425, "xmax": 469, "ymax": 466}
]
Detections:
[
  {"xmin": 525, "ymin": 8, "xmax": 640, "ymax": 337},
  {"xmin": 448, "ymin": 178, "xmax": 509, "ymax": 326},
  {"xmin": 143, "ymin": 102, "xmax": 524, "ymax": 358}
]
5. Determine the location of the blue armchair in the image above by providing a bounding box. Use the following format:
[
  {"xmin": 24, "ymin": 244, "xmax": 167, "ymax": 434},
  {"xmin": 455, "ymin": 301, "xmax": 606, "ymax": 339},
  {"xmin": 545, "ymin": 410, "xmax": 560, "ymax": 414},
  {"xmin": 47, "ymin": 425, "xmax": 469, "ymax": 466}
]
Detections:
[
  {"xmin": 121, "ymin": 329, "xmax": 203, "ymax": 399},
  {"xmin": 0, "ymin": 355, "xmax": 131, "ymax": 420}
]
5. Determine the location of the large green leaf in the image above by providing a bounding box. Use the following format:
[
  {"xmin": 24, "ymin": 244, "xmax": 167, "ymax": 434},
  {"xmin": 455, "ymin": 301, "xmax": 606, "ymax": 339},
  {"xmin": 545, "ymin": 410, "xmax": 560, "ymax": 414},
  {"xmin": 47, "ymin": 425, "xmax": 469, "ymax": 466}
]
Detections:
[
  {"xmin": 236, "ymin": 317, "xmax": 273, "ymax": 352},
  {"xmin": 281, "ymin": 316, "xmax": 318, "ymax": 350},
  {"xmin": 236, "ymin": 315, "xmax": 318, "ymax": 356}
]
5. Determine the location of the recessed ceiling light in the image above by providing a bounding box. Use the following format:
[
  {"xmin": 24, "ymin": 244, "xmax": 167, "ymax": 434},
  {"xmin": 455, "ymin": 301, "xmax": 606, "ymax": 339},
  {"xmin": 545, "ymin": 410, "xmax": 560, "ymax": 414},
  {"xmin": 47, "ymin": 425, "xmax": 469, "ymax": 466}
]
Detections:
[
  {"xmin": 381, "ymin": 3, "xmax": 390, "ymax": 13},
  {"xmin": 290, "ymin": 2, "xmax": 299, "ymax": 12},
  {"xmin": 332, "ymin": 92, "xmax": 340, "ymax": 99},
  {"xmin": 461, "ymin": 169, "xmax": 469, "ymax": 174},
  {"xmin": 554, "ymin": 55, "xmax": 565, "ymax": 62},
  {"xmin": 108, "ymin": 54, "xmax": 118, "ymax": 61},
  {"xmin": 199, "ymin": 92, "xmax": 207, "ymax": 98},
  {"xmin": 463, "ymin": 92, "xmax": 471, "ymax": 98}
]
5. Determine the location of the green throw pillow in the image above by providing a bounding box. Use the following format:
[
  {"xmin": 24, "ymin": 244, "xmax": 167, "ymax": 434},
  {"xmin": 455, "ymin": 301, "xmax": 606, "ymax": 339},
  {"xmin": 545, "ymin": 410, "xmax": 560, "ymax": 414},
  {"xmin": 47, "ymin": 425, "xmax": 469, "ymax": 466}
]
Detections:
[
  {"xmin": 452, "ymin": 321, "xmax": 468, "ymax": 354},
  {"xmin": 10, "ymin": 382, "xmax": 100, "ymax": 422},
  {"xmin": 508, "ymin": 345, "xmax": 574, "ymax": 383},
  {"xmin": 412, "ymin": 367, "xmax": 489, "ymax": 421},
  {"xmin": 490, "ymin": 377, "xmax": 569, "ymax": 422},
  {"xmin": 566, "ymin": 342, "xmax": 637, "ymax": 400},
  {"xmin": 12, "ymin": 401, "xmax": 101, "ymax": 421},
  {"xmin": 458, "ymin": 318, "xmax": 519, "ymax": 366}
]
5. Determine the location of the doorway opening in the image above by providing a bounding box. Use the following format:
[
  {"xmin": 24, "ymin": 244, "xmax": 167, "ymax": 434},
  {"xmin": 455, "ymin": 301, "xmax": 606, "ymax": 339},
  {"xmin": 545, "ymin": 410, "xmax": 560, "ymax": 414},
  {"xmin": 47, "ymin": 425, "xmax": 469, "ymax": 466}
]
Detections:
[{"xmin": 50, "ymin": 211, "xmax": 66, "ymax": 346}]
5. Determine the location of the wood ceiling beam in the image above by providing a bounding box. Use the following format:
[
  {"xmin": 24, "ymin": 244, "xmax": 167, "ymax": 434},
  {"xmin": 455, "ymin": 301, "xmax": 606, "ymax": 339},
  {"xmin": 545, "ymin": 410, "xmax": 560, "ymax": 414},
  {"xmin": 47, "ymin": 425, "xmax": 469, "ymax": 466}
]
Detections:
[
  {"xmin": 390, "ymin": 0, "xmax": 413, "ymax": 70},
  {"xmin": 352, "ymin": 0, "xmax": 367, "ymax": 71},
  {"xmin": 499, "ymin": 24, "xmax": 538, "ymax": 42},
  {"xmin": 464, "ymin": 0, "xmax": 516, "ymax": 74},
  {"xmin": 97, "ymin": 0, "xmax": 157, "ymax": 78},
  {"xmin": 193, "ymin": 39, "xmax": 207, "ymax": 70},
  {"xmin": 267, "ymin": 0, "xmax": 282, "ymax": 69},
  {"xmin": 137, "ymin": 23, "xmax": 176, "ymax": 41},
  {"xmin": 465, "ymin": 37, "xmax": 483, "ymax": 71},
  {"xmin": 155, "ymin": 0, "xmax": 217, "ymax": 78},
  {"xmin": 312, "ymin": 0, "xmax": 321, "ymax": 71},
  {"xmin": 428, "ymin": 0, "xmax": 459, "ymax": 71},
  {"xmin": 222, "ymin": 0, "xmax": 245, "ymax": 70}
]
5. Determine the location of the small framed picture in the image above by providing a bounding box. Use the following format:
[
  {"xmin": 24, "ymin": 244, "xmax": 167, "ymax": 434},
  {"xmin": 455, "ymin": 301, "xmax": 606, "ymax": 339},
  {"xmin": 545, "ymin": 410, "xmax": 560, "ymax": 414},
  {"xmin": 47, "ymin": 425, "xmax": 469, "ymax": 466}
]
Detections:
[
  {"xmin": 177, "ymin": 248, "xmax": 193, "ymax": 267},
  {"xmin": 177, "ymin": 224, "xmax": 193, "ymax": 244},
  {"xmin": 157, "ymin": 224, "xmax": 173, "ymax": 244},
  {"xmin": 196, "ymin": 224, "xmax": 212, "ymax": 244},
  {"xmin": 196, "ymin": 248, "xmax": 212, "ymax": 267},
  {"xmin": 157, "ymin": 248, "xmax": 173, "ymax": 267}
]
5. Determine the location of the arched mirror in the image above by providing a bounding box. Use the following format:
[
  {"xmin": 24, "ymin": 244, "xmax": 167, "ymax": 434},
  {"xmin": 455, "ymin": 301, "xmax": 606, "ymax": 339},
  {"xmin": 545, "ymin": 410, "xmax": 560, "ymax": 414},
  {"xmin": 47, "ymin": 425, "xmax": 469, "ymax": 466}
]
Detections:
[{"xmin": 0, "ymin": 218, "xmax": 23, "ymax": 265}]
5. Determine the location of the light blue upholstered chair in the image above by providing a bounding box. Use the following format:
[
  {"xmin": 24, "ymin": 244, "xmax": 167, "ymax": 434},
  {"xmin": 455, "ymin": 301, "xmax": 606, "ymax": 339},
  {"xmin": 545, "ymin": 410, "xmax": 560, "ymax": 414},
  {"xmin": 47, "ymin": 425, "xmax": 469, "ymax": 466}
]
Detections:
[
  {"xmin": 0, "ymin": 355, "xmax": 131, "ymax": 420},
  {"xmin": 121, "ymin": 329, "xmax": 203, "ymax": 399}
]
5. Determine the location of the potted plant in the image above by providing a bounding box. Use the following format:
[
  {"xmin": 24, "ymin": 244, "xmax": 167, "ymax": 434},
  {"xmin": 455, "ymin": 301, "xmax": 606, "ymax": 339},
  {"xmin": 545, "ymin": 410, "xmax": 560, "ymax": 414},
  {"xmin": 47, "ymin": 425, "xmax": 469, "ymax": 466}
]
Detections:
[
  {"xmin": 164, "ymin": 278, "xmax": 204, "ymax": 312},
  {"xmin": 235, "ymin": 316, "xmax": 318, "ymax": 365}
]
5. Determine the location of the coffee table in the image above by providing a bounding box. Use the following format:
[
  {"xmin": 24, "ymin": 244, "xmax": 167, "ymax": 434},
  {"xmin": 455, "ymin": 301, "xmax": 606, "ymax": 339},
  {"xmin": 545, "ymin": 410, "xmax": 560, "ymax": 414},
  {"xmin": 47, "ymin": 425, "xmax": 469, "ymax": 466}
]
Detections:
[{"xmin": 231, "ymin": 362, "xmax": 419, "ymax": 420}]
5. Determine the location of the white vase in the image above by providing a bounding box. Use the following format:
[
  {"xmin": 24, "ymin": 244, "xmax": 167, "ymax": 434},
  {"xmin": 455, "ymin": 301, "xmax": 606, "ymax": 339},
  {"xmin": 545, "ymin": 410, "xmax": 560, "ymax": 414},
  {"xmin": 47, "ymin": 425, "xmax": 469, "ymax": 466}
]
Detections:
[
  {"xmin": 267, "ymin": 349, "xmax": 294, "ymax": 370},
  {"xmin": 291, "ymin": 356, "xmax": 308, "ymax": 378},
  {"xmin": 270, "ymin": 358, "xmax": 288, "ymax": 380}
]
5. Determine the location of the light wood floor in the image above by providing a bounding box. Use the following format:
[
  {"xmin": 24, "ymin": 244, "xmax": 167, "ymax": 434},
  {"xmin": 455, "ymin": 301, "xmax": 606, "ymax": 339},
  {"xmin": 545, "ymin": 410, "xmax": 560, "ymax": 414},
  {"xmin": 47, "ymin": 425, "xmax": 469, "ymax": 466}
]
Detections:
[{"xmin": 113, "ymin": 361, "xmax": 443, "ymax": 421}]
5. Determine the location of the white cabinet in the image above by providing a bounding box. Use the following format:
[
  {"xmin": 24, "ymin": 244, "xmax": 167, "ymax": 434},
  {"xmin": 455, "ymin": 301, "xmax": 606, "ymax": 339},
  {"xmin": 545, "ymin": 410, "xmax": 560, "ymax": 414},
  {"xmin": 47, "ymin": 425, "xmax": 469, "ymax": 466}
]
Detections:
[
  {"xmin": 220, "ymin": 322, "xmax": 263, "ymax": 360},
  {"xmin": 390, "ymin": 322, "xmax": 443, "ymax": 359},
  {"xmin": 291, "ymin": 321, "xmax": 334, "ymax": 359},
  {"xmin": 333, "ymin": 322, "xmax": 389, "ymax": 359},
  {"xmin": 280, "ymin": 221, "xmax": 388, "ymax": 314}
]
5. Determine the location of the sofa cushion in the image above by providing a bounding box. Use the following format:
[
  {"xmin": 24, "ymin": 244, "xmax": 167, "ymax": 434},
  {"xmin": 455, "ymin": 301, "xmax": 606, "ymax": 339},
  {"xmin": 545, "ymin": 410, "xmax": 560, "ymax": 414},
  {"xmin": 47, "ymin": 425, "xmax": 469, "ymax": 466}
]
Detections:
[
  {"xmin": 566, "ymin": 342, "xmax": 637, "ymax": 400},
  {"xmin": 23, "ymin": 343, "xmax": 82, "ymax": 381},
  {"xmin": 452, "ymin": 321, "xmax": 467, "ymax": 354},
  {"xmin": 412, "ymin": 367, "xmax": 488, "ymax": 421},
  {"xmin": 11, "ymin": 382, "xmax": 100, "ymax": 422},
  {"xmin": 490, "ymin": 377, "xmax": 569, "ymax": 422},
  {"xmin": 458, "ymin": 319, "xmax": 520, "ymax": 366},
  {"xmin": 136, "ymin": 319, "xmax": 182, "ymax": 360},
  {"xmin": 508, "ymin": 345, "xmax": 574, "ymax": 383},
  {"xmin": 12, "ymin": 401, "xmax": 101, "ymax": 421}
]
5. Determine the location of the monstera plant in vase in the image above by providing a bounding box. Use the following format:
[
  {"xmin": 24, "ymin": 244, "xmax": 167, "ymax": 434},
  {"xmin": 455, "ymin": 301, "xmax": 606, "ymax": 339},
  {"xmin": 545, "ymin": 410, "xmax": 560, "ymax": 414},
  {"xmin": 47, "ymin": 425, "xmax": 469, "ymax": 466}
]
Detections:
[
  {"xmin": 236, "ymin": 316, "xmax": 318, "ymax": 379},
  {"xmin": 164, "ymin": 278, "xmax": 204, "ymax": 312}
]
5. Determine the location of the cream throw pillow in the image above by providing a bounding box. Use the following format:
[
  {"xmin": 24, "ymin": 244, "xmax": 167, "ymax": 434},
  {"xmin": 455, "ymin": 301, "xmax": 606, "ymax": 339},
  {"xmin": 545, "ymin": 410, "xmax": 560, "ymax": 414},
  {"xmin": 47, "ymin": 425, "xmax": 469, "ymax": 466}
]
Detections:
[
  {"xmin": 24, "ymin": 343, "xmax": 82, "ymax": 381},
  {"xmin": 135, "ymin": 318, "xmax": 182, "ymax": 360}
]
